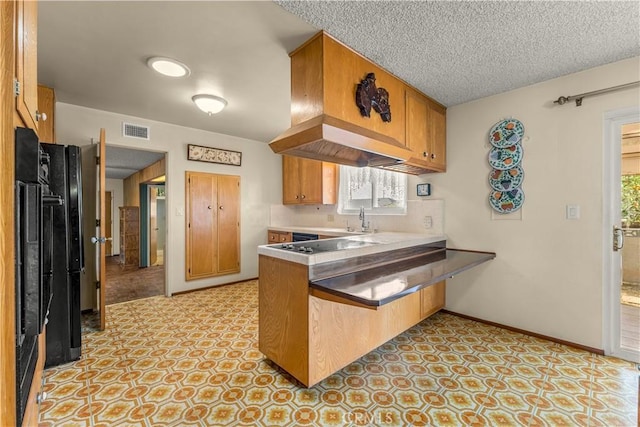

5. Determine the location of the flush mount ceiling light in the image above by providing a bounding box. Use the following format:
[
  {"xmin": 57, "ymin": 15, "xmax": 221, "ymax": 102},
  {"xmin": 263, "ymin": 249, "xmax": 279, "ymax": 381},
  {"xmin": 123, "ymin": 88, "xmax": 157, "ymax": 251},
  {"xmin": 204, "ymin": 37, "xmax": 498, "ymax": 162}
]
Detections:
[
  {"xmin": 147, "ymin": 56, "xmax": 191, "ymax": 77},
  {"xmin": 192, "ymin": 94, "xmax": 227, "ymax": 115}
]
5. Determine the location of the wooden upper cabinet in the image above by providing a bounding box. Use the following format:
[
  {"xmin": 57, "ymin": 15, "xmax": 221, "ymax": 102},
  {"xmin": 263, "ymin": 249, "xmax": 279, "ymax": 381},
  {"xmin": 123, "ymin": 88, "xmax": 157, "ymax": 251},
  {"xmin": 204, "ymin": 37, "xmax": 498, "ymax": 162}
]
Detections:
[
  {"xmin": 15, "ymin": 0, "xmax": 39, "ymax": 132},
  {"xmin": 403, "ymin": 88, "xmax": 447, "ymax": 173},
  {"xmin": 37, "ymin": 85, "xmax": 55, "ymax": 143},
  {"xmin": 186, "ymin": 172, "xmax": 240, "ymax": 280},
  {"xmin": 282, "ymin": 155, "xmax": 336, "ymax": 205},
  {"xmin": 290, "ymin": 32, "xmax": 406, "ymax": 146}
]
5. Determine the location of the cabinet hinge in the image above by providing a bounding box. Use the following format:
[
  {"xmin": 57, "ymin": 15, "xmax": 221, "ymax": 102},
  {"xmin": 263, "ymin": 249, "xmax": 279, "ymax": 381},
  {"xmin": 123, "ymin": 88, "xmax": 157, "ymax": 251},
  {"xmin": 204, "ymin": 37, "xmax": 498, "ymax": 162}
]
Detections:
[
  {"xmin": 95, "ymin": 156, "xmax": 100, "ymax": 165},
  {"xmin": 95, "ymin": 281, "xmax": 101, "ymax": 289},
  {"xmin": 96, "ymin": 219, "xmax": 101, "ymax": 226},
  {"xmin": 188, "ymin": 222, "xmax": 190, "ymax": 228},
  {"xmin": 13, "ymin": 79, "xmax": 20, "ymax": 96}
]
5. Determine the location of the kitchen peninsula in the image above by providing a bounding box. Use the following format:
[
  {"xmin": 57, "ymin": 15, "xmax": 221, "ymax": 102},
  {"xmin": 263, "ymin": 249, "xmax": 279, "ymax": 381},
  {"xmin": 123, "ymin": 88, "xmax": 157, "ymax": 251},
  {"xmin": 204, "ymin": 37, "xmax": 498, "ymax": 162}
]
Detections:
[{"xmin": 258, "ymin": 233, "xmax": 495, "ymax": 387}]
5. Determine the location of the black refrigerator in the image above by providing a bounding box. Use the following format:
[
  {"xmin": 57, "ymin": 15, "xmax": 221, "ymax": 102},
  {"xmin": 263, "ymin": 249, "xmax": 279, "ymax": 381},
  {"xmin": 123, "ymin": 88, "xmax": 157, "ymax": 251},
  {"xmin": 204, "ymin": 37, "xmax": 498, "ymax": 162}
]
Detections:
[{"xmin": 40, "ymin": 143, "xmax": 85, "ymax": 368}]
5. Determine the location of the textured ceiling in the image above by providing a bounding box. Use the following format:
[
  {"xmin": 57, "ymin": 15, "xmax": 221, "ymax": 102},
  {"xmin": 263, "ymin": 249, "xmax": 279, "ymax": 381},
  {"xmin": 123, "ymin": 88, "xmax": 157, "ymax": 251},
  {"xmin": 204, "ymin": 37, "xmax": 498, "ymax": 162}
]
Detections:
[
  {"xmin": 38, "ymin": 1, "xmax": 639, "ymax": 163},
  {"xmin": 276, "ymin": 1, "xmax": 640, "ymax": 106}
]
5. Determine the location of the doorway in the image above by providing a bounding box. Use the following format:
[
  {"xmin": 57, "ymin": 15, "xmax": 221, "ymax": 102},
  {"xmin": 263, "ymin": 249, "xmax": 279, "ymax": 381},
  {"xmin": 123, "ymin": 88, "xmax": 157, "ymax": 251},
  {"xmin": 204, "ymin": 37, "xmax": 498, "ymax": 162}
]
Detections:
[
  {"xmin": 620, "ymin": 122, "xmax": 640, "ymax": 351},
  {"xmin": 83, "ymin": 146, "xmax": 167, "ymax": 333},
  {"xmin": 603, "ymin": 108, "xmax": 640, "ymax": 363}
]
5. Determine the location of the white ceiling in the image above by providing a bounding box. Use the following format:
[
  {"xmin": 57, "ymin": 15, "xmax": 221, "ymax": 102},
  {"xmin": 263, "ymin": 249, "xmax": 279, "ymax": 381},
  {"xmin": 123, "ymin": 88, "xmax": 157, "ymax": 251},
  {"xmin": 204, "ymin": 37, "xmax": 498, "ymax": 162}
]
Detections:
[
  {"xmin": 38, "ymin": 1, "xmax": 639, "ymax": 175},
  {"xmin": 105, "ymin": 146, "xmax": 165, "ymax": 180}
]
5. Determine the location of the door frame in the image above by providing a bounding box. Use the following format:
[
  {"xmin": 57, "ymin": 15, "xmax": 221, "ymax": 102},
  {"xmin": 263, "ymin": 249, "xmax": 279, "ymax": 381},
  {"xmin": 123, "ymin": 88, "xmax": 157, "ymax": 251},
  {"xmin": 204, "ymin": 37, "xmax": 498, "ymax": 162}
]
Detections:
[{"xmin": 602, "ymin": 106, "xmax": 640, "ymax": 362}]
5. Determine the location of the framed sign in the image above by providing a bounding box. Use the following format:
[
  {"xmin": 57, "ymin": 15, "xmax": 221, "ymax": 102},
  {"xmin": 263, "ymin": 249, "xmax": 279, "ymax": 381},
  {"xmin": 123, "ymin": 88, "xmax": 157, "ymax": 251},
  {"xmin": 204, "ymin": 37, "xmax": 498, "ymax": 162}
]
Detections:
[{"xmin": 187, "ymin": 144, "xmax": 242, "ymax": 166}]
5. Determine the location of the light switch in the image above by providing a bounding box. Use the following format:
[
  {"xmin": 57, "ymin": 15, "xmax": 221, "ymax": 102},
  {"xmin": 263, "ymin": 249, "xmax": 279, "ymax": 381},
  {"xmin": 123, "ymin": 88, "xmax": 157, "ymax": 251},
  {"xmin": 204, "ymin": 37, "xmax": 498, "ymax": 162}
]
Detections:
[
  {"xmin": 566, "ymin": 204, "xmax": 580, "ymax": 220},
  {"xmin": 176, "ymin": 206, "xmax": 185, "ymax": 216}
]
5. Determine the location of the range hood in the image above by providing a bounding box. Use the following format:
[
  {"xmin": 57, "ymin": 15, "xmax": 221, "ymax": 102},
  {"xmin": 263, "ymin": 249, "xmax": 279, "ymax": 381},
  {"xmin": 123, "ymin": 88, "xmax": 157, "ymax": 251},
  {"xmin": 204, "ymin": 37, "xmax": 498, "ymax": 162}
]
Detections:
[{"xmin": 269, "ymin": 114, "xmax": 413, "ymax": 168}]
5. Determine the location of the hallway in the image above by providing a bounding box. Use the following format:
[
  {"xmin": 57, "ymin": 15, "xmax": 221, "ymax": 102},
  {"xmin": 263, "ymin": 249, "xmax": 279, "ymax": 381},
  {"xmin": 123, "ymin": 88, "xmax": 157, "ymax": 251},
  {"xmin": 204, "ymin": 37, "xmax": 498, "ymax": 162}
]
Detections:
[{"xmin": 106, "ymin": 256, "xmax": 165, "ymax": 305}]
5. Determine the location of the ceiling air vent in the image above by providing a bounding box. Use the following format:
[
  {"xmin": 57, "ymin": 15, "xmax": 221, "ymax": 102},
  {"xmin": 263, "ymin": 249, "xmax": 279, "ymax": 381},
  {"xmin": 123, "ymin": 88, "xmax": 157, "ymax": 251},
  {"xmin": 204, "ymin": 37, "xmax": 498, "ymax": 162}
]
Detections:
[{"xmin": 122, "ymin": 122, "xmax": 150, "ymax": 140}]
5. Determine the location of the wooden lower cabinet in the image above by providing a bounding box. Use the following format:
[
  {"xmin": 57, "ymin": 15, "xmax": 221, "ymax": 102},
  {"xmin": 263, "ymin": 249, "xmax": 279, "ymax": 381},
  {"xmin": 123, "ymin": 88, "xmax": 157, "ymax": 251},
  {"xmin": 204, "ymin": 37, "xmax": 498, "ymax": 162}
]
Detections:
[
  {"xmin": 186, "ymin": 172, "xmax": 240, "ymax": 280},
  {"xmin": 259, "ymin": 255, "xmax": 446, "ymax": 387},
  {"xmin": 21, "ymin": 329, "xmax": 46, "ymax": 427},
  {"xmin": 421, "ymin": 281, "xmax": 445, "ymax": 318}
]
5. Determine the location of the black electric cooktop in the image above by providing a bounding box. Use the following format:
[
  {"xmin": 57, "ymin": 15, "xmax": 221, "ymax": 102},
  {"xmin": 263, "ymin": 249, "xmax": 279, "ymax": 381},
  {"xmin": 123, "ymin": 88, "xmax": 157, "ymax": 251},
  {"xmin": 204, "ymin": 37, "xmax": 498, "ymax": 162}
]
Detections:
[{"xmin": 273, "ymin": 238, "xmax": 379, "ymax": 254}]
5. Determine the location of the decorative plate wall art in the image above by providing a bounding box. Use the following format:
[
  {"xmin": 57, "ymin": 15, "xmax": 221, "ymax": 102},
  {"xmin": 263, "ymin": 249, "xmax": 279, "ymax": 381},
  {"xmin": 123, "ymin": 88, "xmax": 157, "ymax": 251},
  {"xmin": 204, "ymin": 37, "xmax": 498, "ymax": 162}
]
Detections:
[
  {"xmin": 489, "ymin": 188, "xmax": 525, "ymax": 213},
  {"xmin": 489, "ymin": 118, "xmax": 525, "ymax": 148},
  {"xmin": 487, "ymin": 118, "xmax": 525, "ymax": 214},
  {"xmin": 488, "ymin": 143, "xmax": 523, "ymax": 170},
  {"xmin": 489, "ymin": 166, "xmax": 524, "ymax": 191}
]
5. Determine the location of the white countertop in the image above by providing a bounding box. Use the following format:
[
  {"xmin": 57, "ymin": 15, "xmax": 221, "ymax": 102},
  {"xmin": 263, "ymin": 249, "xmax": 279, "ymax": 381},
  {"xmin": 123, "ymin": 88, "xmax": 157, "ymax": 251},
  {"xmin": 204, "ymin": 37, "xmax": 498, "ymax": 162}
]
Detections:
[
  {"xmin": 267, "ymin": 225, "xmax": 367, "ymax": 237},
  {"xmin": 258, "ymin": 232, "xmax": 447, "ymax": 266}
]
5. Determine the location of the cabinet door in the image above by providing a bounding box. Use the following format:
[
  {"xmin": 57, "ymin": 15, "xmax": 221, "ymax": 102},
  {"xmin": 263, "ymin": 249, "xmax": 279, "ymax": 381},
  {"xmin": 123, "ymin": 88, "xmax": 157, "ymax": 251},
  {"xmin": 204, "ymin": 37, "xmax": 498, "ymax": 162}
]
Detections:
[
  {"xmin": 420, "ymin": 281, "xmax": 445, "ymax": 319},
  {"xmin": 405, "ymin": 90, "xmax": 429, "ymax": 157},
  {"xmin": 37, "ymin": 85, "xmax": 55, "ymax": 143},
  {"xmin": 15, "ymin": 0, "xmax": 39, "ymax": 132},
  {"xmin": 427, "ymin": 102, "xmax": 446, "ymax": 171},
  {"xmin": 282, "ymin": 156, "xmax": 301, "ymax": 204},
  {"xmin": 299, "ymin": 158, "xmax": 323, "ymax": 204},
  {"xmin": 217, "ymin": 175, "xmax": 240, "ymax": 274},
  {"xmin": 186, "ymin": 172, "xmax": 217, "ymax": 279}
]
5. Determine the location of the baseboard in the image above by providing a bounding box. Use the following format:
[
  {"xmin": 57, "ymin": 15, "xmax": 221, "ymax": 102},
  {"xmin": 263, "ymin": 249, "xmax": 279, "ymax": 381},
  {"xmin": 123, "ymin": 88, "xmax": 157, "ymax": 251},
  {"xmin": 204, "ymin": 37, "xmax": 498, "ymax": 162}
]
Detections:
[
  {"xmin": 172, "ymin": 277, "xmax": 259, "ymax": 296},
  {"xmin": 441, "ymin": 309, "xmax": 605, "ymax": 356}
]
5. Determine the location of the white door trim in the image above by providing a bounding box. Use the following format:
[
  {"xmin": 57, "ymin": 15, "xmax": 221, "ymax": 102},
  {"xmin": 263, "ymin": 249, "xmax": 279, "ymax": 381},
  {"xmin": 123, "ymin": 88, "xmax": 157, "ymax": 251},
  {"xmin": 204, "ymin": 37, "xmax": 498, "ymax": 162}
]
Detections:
[{"xmin": 602, "ymin": 106, "xmax": 640, "ymax": 362}]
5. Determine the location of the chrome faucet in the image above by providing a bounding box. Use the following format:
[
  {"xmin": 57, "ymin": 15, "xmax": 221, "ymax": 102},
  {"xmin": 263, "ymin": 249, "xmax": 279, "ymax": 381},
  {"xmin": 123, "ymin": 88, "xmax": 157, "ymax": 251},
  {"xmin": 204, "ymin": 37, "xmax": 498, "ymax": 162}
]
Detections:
[{"xmin": 359, "ymin": 207, "xmax": 369, "ymax": 232}]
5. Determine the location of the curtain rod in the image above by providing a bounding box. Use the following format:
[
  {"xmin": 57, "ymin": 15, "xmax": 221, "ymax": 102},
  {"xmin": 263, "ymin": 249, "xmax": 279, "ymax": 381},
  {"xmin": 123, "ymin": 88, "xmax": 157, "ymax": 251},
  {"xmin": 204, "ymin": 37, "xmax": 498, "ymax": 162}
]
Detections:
[{"xmin": 553, "ymin": 81, "xmax": 640, "ymax": 107}]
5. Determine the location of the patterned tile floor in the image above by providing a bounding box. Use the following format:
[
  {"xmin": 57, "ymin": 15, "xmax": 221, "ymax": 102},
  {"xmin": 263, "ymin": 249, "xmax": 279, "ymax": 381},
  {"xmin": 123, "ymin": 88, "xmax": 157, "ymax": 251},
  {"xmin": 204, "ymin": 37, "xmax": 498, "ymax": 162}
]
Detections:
[{"xmin": 39, "ymin": 281, "xmax": 639, "ymax": 426}]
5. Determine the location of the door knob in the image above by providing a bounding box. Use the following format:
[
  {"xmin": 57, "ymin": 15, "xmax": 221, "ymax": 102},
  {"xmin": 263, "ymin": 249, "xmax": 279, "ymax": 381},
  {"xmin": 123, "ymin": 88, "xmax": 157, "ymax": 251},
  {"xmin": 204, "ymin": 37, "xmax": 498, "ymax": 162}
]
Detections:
[{"xmin": 91, "ymin": 236, "xmax": 107, "ymax": 244}]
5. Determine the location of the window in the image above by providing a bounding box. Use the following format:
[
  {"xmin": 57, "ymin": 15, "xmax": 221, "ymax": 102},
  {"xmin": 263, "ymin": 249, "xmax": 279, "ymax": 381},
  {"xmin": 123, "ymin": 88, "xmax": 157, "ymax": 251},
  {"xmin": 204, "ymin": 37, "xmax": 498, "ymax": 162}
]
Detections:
[{"xmin": 337, "ymin": 165, "xmax": 407, "ymax": 215}]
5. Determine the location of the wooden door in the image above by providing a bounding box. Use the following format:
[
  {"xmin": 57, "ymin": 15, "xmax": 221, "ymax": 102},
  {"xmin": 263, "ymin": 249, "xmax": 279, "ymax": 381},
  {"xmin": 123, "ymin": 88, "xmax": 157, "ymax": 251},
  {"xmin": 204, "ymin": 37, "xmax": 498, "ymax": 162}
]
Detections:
[
  {"xmin": 299, "ymin": 158, "xmax": 322, "ymax": 204},
  {"xmin": 427, "ymin": 102, "xmax": 446, "ymax": 171},
  {"xmin": 405, "ymin": 90, "xmax": 428, "ymax": 156},
  {"xmin": 217, "ymin": 175, "xmax": 240, "ymax": 274},
  {"xmin": 186, "ymin": 172, "xmax": 217, "ymax": 279},
  {"xmin": 79, "ymin": 128, "xmax": 106, "ymax": 330},
  {"xmin": 149, "ymin": 187, "xmax": 158, "ymax": 266},
  {"xmin": 282, "ymin": 155, "xmax": 301, "ymax": 204},
  {"xmin": 105, "ymin": 191, "xmax": 112, "ymax": 256},
  {"xmin": 420, "ymin": 281, "xmax": 445, "ymax": 319},
  {"xmin": 15, "ymin": 0, "xmax": 38, "ymax": 132}
]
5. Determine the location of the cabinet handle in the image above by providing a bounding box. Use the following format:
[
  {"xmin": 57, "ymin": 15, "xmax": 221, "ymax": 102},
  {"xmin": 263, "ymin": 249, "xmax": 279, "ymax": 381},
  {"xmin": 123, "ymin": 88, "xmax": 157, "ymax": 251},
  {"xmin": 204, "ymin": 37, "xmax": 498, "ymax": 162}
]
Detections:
[
  {"xmin": 207, "ymin": 205, "xmax": 212, "ymax": 210},
  {"xmin": 35, "ymin": 111, "xmax": 47, "ymax": 122},
  {"xmin": 423, "ymin": 151, "xmax": 428, "ymax": 157},
  {"xmin": 431, "ymin": 153, "xmax": 436, "ymax": 159},
  {"xmin": 295, "ymin": 195, "xmax": 299, "ymax": 199},
  {"xmin": 281, "ymin": 237, "xmax": 286, "ymax": 241},
  {"xmin": 219, "ymin": 206, "xmax": 224, "ymax": 210},
  {"xmin": 301, "ymin": 194, "xmax": 306, "ymax": 199}
]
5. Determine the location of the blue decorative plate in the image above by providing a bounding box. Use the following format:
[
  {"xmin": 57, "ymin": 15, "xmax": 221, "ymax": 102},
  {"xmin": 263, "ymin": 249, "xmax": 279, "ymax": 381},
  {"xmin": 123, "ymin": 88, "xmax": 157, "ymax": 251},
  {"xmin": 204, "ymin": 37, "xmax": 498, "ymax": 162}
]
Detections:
[
  {"xmin": 489, "ymin": 166, "xmax": 524, "ymax": 191},
  {"xmin": 489, "ymin": 188, "xmax": 524, "ymax": 213},
  {"xmin": 488, "ymin": 144, "xmax": 523, "ymax": 170},
  {"xmin": 489, "ymin": 119, "xmax": 525, "ymax": 148}
]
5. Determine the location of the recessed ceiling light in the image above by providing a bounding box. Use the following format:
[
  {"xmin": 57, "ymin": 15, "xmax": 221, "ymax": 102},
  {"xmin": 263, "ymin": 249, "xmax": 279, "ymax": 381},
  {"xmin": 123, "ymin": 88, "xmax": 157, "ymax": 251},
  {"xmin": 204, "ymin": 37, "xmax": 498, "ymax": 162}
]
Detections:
[
  {"xmin": 192, "ymin": 95, "xmax": 228, "ymax": 115},
  {"xmin": 147, "ymin": 57, "xmax": 191, "ymax": 77}
]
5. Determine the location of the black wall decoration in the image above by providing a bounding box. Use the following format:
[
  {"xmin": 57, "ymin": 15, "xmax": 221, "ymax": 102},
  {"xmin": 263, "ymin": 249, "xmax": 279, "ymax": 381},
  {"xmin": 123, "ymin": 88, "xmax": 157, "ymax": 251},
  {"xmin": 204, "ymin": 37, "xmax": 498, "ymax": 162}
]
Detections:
[{"xmin": 355, "ymin": 73, "xmax": 391, "ymax": 122}]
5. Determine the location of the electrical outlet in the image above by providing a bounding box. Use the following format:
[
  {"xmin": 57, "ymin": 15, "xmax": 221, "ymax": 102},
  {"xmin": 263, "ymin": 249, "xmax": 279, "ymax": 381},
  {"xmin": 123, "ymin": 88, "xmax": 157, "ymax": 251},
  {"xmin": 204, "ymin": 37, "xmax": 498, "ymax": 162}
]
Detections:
[{"xmin": 424, "ymin": 216, "xmax": 432, "ymax": 229}]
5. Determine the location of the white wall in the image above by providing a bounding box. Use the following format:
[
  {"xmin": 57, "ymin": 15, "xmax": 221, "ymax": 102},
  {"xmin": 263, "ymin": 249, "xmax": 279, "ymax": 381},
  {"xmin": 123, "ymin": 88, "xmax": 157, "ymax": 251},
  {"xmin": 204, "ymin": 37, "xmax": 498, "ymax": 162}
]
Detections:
[
  {"xmin": 427, "ymin": 57, "xmax": 640, "ymax": 350},
  {"xmin": 56, "ymin": 103, "xmax": 282, "ymax": 294},
  {"xmin": 105, "ymin": 178, "xmax": 124, "ymax": 255}
]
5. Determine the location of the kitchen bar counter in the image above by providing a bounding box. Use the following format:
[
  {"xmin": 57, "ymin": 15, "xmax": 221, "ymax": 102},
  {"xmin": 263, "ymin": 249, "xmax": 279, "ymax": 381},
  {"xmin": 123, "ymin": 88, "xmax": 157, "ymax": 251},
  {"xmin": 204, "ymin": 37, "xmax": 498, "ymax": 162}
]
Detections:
[
  {"xmin": 258, "ymin": 233, "xmax": 495, "ymax": 387},
  {"xmin": 310, "ymin": 249, "xmax": 495, "ymax": 308}
]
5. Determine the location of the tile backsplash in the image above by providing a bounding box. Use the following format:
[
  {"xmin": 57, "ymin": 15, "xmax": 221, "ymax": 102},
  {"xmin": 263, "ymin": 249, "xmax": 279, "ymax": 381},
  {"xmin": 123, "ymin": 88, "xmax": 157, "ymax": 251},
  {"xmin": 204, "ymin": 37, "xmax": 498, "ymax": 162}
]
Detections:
[{"xmin": 270, "ymin": 199, "xmax": 445, "ymax": 235}]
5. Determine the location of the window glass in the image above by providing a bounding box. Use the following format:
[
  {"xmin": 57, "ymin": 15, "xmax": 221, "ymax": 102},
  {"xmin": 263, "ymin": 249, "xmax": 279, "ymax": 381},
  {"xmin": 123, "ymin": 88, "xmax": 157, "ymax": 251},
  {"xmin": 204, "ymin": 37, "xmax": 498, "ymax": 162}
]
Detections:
[{"xmin": 337, "ymin": 165, "xmax": 407, "ymax": 215}]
